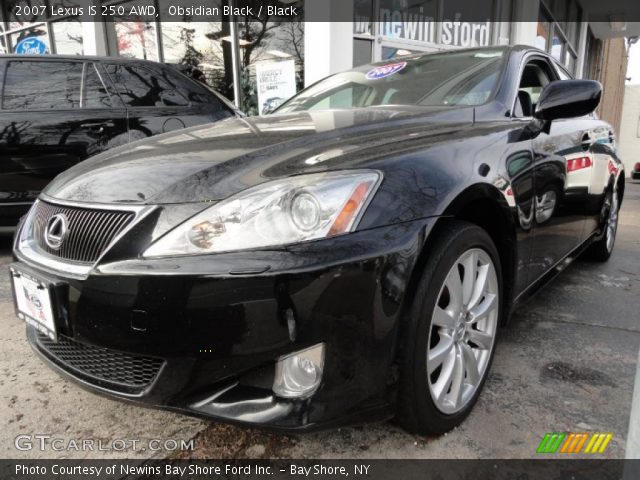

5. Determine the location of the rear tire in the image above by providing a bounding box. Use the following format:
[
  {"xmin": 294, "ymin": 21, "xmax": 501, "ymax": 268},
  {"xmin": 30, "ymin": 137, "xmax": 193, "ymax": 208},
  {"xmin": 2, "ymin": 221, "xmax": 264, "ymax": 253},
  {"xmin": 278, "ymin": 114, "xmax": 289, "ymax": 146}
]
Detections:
[
  {"xmin": 396, "ymin": 220, "xmax": 502, "ymax": 435},
  {"xmin": 586, "ymin": 189, "xmax": 619, "ymax": 262}
]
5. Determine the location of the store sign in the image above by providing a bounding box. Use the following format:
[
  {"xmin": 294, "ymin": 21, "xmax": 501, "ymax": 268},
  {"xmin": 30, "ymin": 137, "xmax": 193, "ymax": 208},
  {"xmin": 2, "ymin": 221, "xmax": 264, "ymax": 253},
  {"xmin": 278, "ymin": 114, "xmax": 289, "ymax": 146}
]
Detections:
[
  {"xmin": 378, "ymin": 10, "xmax": 492, "ymax": 47},
  {"xmin": 15, "ymin": 37, "xmax": 48, "ymax": 55},
  {"xmin": 354, "ymin": 8, "xmax": 494, "ymax": 48},
  {"xmin": 256, "ymin": 59, "xmax": 297, "ymax": 115}
]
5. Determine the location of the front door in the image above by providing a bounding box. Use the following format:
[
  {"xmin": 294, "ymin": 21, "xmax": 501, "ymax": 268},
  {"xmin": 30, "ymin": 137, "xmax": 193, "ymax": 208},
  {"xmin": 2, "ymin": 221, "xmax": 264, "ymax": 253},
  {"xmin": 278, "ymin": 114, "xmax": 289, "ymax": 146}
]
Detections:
[{"xmin": 514, "ymin": 56, "xmax": 588, "ymax": 284}]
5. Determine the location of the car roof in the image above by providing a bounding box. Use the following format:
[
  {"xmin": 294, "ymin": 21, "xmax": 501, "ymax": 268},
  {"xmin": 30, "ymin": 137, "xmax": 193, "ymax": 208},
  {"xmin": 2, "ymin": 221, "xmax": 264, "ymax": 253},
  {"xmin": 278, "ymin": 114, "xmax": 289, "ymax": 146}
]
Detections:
[{"xmin": 0, "ymin": 54, "xmax": 167, "ymax": 66}]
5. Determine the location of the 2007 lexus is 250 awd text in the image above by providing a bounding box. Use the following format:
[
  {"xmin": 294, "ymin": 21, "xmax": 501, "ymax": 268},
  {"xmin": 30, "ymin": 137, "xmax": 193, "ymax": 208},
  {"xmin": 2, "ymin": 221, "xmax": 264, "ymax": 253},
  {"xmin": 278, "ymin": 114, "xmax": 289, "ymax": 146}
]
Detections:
[{"xmin": 10, "ymin": 46, "xmax": 625, "ymax": 434}]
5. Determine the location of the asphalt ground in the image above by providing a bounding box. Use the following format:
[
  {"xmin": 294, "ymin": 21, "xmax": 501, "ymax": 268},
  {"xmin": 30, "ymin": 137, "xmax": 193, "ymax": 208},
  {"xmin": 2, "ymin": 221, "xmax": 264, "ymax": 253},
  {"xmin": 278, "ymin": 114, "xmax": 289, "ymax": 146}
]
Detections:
[{"xmin": 1, "ymin": 182, "xmax": 639, "ymax": 460}]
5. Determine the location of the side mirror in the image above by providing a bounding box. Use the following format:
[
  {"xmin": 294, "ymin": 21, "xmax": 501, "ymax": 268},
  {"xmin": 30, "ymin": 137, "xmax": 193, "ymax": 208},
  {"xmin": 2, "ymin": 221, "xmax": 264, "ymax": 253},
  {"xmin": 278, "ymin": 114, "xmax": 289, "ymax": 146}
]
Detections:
[{"xmin": 534, "ymin": 80, "xmax": 602, "ymax": 121}]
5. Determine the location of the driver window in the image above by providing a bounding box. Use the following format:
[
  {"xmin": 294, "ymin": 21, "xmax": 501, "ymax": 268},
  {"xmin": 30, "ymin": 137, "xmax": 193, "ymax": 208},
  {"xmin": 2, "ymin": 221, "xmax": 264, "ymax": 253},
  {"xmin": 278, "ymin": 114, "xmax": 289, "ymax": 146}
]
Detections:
[{"xmin": 514, "ymin": 59, "xmax": 555, "ymax": 118}]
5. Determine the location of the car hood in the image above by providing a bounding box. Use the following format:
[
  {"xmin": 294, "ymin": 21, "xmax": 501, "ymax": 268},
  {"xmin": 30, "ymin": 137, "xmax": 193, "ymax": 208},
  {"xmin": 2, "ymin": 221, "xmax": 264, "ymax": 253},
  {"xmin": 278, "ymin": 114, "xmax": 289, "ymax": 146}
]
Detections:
[{"xmin": 44, "ymin": 106, "xmax": 473, "ymax": 205}]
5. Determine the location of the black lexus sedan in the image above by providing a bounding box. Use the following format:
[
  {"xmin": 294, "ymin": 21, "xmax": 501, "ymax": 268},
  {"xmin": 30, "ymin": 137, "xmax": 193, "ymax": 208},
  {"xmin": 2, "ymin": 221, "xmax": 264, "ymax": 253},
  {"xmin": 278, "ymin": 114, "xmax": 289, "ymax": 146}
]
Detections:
[
  {"xmin": 0, "ymin": 55, "xmax": 236, "ymax": 232},
  {"xmin": 11, "ymin": 46, "xmax": 625, "ymax": 434}
]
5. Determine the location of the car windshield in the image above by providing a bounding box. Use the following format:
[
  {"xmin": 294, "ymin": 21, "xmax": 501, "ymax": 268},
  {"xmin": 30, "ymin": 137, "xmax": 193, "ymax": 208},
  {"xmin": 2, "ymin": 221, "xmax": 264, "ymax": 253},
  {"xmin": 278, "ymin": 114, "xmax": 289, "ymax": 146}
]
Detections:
[{"xmin": 277, "ymin": 48, "xmax": 506, "ymax": 113}]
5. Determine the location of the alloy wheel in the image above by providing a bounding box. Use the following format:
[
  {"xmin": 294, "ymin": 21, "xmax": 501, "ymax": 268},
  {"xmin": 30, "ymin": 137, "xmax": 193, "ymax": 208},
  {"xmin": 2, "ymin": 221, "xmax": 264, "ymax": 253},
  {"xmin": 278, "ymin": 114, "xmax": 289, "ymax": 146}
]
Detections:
[{"xmin": 427, "ymin": 248, "xmax": 499, "ymax": 414}]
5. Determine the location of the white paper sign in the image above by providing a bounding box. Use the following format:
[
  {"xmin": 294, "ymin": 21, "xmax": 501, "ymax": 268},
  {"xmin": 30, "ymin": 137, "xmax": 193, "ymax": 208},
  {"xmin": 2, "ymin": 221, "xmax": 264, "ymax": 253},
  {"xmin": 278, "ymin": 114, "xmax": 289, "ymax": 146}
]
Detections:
[{"xmin": 256, "ymin": 59, "xmax": 297, "ymax": 115}]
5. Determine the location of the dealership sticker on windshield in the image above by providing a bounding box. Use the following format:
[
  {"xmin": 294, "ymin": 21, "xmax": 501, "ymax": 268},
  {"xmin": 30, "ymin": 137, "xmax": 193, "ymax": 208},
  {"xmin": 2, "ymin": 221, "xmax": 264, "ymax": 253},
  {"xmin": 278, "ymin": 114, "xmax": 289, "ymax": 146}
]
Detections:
[{"xmin": 366, "ymin": 62, "xmax": 407, "ymax": 80}]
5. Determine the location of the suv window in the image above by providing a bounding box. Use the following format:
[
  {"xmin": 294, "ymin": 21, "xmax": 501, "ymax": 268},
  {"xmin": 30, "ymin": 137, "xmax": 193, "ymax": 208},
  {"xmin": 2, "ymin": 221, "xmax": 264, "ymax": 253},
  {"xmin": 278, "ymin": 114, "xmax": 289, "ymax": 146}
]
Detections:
[
  {"xmin": 2, "ymin": 61, "xmax": 82, "ymax": 110},
  {"xmin": 514, "ymin": 58, "xmax": 556, "ymax": 117},
  {"xmin": 163, "ymin": 68, "xmax": 224, "ymax": 108},
  {"xmin": 84, "ymin": 63, "xmax": 114, "ymax": 109},
  {"xmin": 555, "ymin": 64, "xmax": 573, "ymax": 80},
  {"xmin": 105, "ymin": 64, "xmax": 189, "ymax": 107}
]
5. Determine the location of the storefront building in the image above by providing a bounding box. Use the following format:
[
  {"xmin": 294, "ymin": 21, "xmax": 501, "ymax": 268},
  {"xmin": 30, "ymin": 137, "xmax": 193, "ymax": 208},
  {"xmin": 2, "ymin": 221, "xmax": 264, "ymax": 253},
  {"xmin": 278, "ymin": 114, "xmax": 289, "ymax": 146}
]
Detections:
[{"xmin": 0, "ymin": 0, "xmax": 636, "ymax": 130}]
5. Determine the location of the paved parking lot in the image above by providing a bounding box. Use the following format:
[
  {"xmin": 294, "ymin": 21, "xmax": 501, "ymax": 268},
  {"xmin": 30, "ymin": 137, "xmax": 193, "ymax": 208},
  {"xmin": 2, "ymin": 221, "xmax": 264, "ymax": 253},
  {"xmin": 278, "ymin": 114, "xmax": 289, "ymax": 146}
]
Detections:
[{"xmin": 1, "ymin": 182, "xmax": 639, "ymax": 460}]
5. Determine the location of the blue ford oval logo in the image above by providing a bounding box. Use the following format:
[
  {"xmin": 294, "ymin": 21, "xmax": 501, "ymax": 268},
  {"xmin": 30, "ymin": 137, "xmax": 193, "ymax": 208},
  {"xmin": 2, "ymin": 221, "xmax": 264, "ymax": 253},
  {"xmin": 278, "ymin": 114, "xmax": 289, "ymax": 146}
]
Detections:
[
  {"xmin": 366, "ymin": 62, "xmax": 407, "ymax": 80},
  {"xmin": 15, "ymin": 37, "xmax": 48, "ymax": 55}
]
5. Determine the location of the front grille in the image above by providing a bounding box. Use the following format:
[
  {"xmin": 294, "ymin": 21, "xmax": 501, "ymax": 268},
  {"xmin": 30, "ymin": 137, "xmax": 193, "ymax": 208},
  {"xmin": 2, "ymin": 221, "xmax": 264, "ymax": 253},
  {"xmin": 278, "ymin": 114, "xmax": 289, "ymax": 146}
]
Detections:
[
  {"xmin": 33, "ymin": 330, "xmax": 164, "ymax": 395},
  {"xmin": 32, "ymin": 201, "xmax": 135, "ymax": 263}
]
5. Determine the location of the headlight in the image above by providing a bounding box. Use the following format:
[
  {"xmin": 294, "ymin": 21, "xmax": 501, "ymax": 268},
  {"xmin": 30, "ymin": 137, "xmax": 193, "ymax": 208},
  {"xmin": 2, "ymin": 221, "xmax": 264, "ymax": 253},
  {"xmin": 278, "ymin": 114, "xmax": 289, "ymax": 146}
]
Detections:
[{"xmin": 144, "ymin": 170, "xmax": 381, "ymax": 257}]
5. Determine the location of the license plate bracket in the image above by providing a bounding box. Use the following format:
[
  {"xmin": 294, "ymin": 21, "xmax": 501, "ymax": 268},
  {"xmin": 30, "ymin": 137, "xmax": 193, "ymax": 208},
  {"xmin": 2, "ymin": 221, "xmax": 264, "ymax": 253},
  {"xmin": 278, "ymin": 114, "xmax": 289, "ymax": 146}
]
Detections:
[{"xmin": 10, "ymin": 265, "xmax": 61, "ymax": 341}]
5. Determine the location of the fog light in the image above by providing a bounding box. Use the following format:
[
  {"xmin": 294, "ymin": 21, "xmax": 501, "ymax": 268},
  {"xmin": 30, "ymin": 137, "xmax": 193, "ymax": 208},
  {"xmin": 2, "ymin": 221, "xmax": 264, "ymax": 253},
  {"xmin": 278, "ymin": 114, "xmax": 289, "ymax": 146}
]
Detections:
[{"xmin": 273, "ymin": 343, "xmax": 325, "ymax": 399}]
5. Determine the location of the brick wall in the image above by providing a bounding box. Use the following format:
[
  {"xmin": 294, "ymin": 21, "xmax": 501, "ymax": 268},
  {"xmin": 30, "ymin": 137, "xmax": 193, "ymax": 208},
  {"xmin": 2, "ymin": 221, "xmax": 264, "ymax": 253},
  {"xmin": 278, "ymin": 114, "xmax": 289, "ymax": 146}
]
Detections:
[{"xmin": 588, "ymin": 37, "xmax": 629, "ymax": 134}]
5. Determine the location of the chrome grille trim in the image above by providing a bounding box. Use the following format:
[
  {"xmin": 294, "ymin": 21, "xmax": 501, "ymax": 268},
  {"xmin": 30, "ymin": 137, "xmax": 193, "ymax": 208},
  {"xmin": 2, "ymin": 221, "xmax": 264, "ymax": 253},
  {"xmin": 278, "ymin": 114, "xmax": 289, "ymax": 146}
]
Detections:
[
  {"xmin": 16, "ymin": 197, "xmax": 154, "ymax": 279},
  {"xmin": 32, "ymin": 201, "xmax": 136, "ymax": 263}
]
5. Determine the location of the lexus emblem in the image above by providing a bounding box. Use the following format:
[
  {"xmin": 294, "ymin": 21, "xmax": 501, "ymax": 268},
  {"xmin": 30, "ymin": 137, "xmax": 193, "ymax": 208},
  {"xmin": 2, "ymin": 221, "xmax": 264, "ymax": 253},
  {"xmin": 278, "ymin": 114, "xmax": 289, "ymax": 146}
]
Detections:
[{"xmin": 44, "ymin": 213, "xmax": 69, "ymax": 250}]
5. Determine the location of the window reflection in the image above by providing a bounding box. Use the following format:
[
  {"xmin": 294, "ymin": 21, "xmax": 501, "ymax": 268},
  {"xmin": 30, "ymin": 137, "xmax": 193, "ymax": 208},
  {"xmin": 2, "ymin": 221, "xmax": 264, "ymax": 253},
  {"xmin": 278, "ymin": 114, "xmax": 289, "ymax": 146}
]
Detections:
[
  {"xmin": 354, "ymin": 0, "xmax": 374, "ymax": 36},
  {"xmin": 51, "ymin": 19, "xmax": 83, "ymax": 55},
  {"xmin": 9, "ymin": 25, "xmax": 48, "ymax": 53},
  {"xmin": 236, "ymin": 11, "xmax": 305, "ymax": 115},
  {"xmin": 104, "ymin": 64, "xmax": 188, "ymax": 107},
  {"xmin": 278, "ymin": 49, "xmax": 505, "ymax": 112},
  {"xmin": 551, "ymin": 30, "xmax": 564, "ymax": 61},
  {"xmin": 536, "ymin": 14, "xmax": 550, "ymax": 51},
  {"xmin": 4, "ymin": 0, "xmax": 47, "ymax": 29},
  {"xmin": 161, "ymin": 22, "xmax": 235, "ymax": 102},
  {"xmin": 84, "ymin": 63, "xmax": 114, "ymax": 109},
  {"xmin": 115, "ymin": 21, "xmax": 158, "ymax": 61},
  {"xmin": 3, "ymin": 61, "xmax": 82, "ymax": 110}
]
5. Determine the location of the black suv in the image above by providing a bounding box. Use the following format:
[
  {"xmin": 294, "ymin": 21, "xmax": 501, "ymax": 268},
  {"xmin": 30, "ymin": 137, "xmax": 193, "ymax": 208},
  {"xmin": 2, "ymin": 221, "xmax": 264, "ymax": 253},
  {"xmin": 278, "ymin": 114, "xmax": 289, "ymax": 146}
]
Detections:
[{"xmin": 0, "ymin": 55, "xmax": 237, "ymax": 231}]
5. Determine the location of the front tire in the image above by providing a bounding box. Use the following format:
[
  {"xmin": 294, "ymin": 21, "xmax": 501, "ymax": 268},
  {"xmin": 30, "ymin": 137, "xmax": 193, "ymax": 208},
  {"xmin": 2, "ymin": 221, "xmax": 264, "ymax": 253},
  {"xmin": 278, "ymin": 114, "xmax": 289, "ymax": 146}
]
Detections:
[{"xmin": 396, "ymin": 220, "xmax": 502, "ymax": 435}]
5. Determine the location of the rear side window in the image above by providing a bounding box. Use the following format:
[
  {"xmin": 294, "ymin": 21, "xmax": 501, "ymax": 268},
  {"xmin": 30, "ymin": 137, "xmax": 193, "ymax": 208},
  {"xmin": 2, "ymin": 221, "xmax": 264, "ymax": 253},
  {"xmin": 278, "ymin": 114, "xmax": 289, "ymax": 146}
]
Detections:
[
  {"xmin": 2, "ymin": 61, "xmax": 82, "ymax": 110},
  {"xmin": 555, "ymin": 64, "xmax": 573, "ymax": 80},
  {"xmin": 83, "ymin": 63, "xmax": 114, "ymax": 109},
  {"xmin": 163, "ymin": 68, "xmax": 226, "ymax": 109},
  {"xmin": 105, "ymin": 64, "xmax": 189, "ymax": 107}
]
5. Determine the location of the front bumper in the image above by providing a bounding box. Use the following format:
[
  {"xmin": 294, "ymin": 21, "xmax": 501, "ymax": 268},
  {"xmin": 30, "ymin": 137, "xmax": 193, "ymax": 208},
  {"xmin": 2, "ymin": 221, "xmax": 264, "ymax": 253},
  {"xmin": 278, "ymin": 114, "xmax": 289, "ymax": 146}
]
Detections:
[{"xmin": 15, "ymin": 218, "xmax": 434, "ymax": 431}]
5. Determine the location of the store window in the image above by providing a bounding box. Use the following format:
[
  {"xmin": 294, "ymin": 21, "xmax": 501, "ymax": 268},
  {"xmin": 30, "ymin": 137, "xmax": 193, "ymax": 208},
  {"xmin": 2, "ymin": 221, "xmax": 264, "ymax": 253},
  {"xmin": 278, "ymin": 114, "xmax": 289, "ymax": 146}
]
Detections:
[
  {"xmin": 0, "ymin": 0, "xmax": 84, "ymax": 55},
  {"xmin": 353, "ymin": 38, "xmax": 373, "ymax": 67},
  {"xmin": 3, "ymin": 0, "xmax": 46, "ymax": 30},
  {"xmin": 114, "ymin": 21, "xmax": 158, "ymax": 61},
  {"xmin": 9, "ymin": 24, "xmax": 49, "ymax": 53},
  {"xmin": 51, "ymin": 19, "xmax": 83, "ymax": 55},
  {"xmin": 537, "ymin": 1, "xmax": 581, "ymax": 75},
  {"xmin": 536, "ymin": 13, "xmax": 551, "ymax": 51},
  {"xmin": 354, "ymin": 0, "xmax": 374, "ymax": 36},
  {"xmin": 551, "ymin": 30, "xmax": 565, "ymax": 61},
  {"xmin": 236, "ymin": 10, "xmax": 305, "ymax": 115},
  {"xmin": 101, "ymin": 0, "xmax": 304, "ymax": 112},
  {"xmin": 161, "ymin": 22, "xmax": 234, "ymax": 101},
  {"xmin": 3, "ymin": 61, "xmax": 82, "ymax": 110}
]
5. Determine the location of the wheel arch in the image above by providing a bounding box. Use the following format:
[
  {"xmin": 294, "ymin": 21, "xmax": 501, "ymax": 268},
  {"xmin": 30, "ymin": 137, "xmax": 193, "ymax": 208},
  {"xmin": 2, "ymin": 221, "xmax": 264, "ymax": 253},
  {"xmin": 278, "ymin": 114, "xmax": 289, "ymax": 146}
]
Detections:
[
  {"xmin": 616, "ymin": 172, "xmax": 625, "ymax": 208},
  {"xmin": 403, "ymin": 183, "xmax": 518, "ymax": 328}
]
